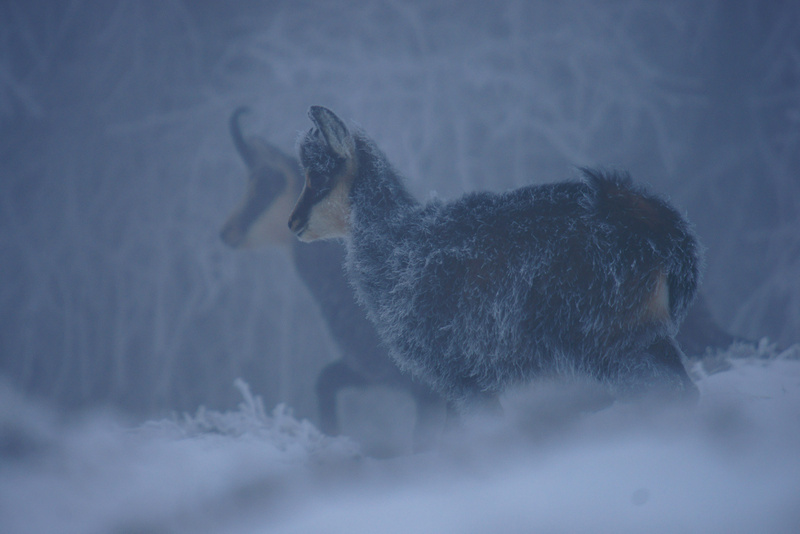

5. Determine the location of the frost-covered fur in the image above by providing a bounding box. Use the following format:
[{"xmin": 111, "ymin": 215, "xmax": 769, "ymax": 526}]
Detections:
[{"xmin": 292, "ymin": 107, "xmax": 701, "ymax": 410}]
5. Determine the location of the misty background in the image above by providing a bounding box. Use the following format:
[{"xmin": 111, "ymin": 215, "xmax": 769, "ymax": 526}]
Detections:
[{"xmin": 1, "ymin": 0, "xmax": 798, "ymax": 424}]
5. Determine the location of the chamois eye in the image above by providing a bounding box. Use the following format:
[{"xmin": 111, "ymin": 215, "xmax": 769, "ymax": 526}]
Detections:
[{"xmin": 308, "ymin": 171, "xmax": 330, "ymax": 190}]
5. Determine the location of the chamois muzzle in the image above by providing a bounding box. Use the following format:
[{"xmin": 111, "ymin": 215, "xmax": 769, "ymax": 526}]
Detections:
[{"xmin": 288, "ymin": 210, "xmax": 308, "ymax": 237}]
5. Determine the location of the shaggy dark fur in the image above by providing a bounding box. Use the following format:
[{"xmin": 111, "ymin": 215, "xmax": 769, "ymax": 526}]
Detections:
[{"xmin": 292, "ymin": 106, "xmax": 702, "ymax": 410}]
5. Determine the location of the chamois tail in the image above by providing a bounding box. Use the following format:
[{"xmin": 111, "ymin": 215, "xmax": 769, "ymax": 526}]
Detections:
[{"xmin": 580, "ymin": 168, "xmax": 700, "ymax": 327}]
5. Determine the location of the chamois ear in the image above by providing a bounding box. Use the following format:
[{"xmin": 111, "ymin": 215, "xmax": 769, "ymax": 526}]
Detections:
[{"xmin": 308, "ymin": 106, "xmax": 354, "ymax": 159}]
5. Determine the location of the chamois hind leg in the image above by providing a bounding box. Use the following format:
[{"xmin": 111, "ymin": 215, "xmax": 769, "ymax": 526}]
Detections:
[
  {"xmin": 614, "ymin": 337, "xmax": 699, "ymax": 403},
  {"xmin": 315, "ymin": 359, "xmax": 368, "ymax": 436}
]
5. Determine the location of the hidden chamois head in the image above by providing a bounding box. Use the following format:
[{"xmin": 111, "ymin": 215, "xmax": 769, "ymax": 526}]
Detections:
[
  {"xmin": 288, "ymin": 106, "xmax": 358, "ymax": 242},
  {"xmin": 220, "ymin": 107, "xmax": 302, "ymax": 248}
]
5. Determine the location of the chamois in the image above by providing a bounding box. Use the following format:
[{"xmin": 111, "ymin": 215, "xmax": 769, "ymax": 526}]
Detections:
[
  {"xmin": 220, "ymin": 107, "xmax": 441, "ymax": 448},
  {"xmin": 289, "ymin": 106, "xmax": 702, "ymax": 411}
]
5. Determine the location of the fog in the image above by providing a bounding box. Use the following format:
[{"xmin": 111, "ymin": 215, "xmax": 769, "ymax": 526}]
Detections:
[{"xmin": 1, "ymin": 1, "xmax": 799, "ymax": 531}]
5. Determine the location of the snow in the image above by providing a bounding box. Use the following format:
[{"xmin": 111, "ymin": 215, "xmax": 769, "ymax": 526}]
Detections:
[{"xmin": 2, "ymin": 344, "xmax": 799, "ymax": 534}]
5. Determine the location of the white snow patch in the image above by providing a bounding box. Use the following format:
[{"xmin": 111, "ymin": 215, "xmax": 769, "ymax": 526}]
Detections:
[{"xmin": 2, "ymin": 345, "xmax": 799, "ymax": 534}]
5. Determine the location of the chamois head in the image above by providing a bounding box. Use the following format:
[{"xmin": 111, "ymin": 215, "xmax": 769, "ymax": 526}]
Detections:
[
  {"xmin": 288, "ymin": 106, "xmax": 358, "ymax": 242},
  {"xmin": 220, "ymin": 107, "xmax": 302, "ymax": 248}
]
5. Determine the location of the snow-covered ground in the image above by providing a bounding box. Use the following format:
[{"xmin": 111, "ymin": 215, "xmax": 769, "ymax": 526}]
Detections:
[{"xmin": 2, "ymin": 341, "xmax": 799, "ymax": 534}]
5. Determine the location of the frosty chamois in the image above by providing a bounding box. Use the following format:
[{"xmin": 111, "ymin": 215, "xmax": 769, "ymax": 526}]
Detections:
[{"xmin": 288, "ymin": 106, "xmax": 701, "ymax": 411}]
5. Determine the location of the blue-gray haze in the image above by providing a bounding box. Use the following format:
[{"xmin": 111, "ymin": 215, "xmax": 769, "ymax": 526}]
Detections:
[{"xmin": 0, "ymin": 0, "xmax": 798, "ymax": 419}]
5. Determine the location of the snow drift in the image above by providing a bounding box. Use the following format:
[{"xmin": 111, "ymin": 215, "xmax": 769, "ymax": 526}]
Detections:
[{"xmin": 2, "ymin": 342, "xmax": 799, "ymax": 534}]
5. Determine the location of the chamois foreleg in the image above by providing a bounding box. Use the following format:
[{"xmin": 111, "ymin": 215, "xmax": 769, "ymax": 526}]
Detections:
[{"xmin": 314, "ymin": 359, "xmax": 369, "ymax": 436}]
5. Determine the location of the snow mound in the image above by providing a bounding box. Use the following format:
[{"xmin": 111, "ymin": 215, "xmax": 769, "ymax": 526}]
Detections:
[{"xmin": 2, "ymin": 343, "xmax": 799, "ymax": 534}]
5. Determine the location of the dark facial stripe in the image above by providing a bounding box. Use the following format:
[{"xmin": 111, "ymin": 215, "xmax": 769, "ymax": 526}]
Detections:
[{"xmin": 288, "ymin": 177, "xmax": 335, "ymax": 233}]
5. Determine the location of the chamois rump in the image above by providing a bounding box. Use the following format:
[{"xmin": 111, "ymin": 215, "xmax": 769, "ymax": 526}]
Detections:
[
  {"xmin": 289, "ymin": 106, "xmax": 702, "ymax": 411},
  {"xmin": 220, "ymin": 107, "xmax": 441, "ymax": 448}
]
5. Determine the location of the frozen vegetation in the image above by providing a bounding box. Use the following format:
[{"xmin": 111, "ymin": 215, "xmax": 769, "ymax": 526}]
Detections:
[{"xmin": 0, "ymin": 0, "xmax": 799, "ymax": 531}]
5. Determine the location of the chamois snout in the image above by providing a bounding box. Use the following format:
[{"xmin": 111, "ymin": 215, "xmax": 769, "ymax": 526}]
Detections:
[{"xmin": 220, "ymin": 218, "xmax": 246, "ymax": 248}]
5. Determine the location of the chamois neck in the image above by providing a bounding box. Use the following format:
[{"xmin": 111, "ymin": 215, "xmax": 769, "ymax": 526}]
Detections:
[{"xmin": 349, "ymin": 134, "xmax": 417, "ymax": 229}]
